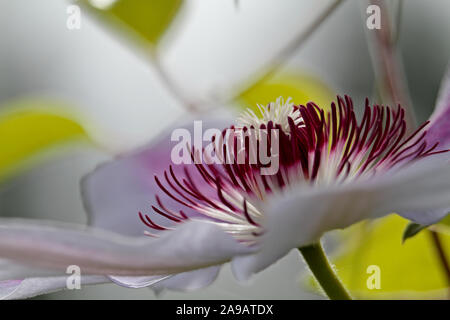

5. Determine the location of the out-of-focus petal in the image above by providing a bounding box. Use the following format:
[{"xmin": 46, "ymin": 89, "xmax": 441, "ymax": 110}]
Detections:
[
  {"xmin": 81, "ymin": 112, "xmax": 233, "ymax": 236},
  {"xmin": 0, "ymin": 275, "xmax": 108, "ymax": 300},
  {"xmin": 0, "ymin": 219, "xmax": 254, "ymax": 276},
  {"xmin": 232, "ymin": 159, "xmax": 450, "ymax": 280}
]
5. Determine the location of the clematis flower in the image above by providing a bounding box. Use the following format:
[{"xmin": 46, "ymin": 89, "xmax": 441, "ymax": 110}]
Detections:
[{"xmin": 1, "ymin": 71, "xmax": 450, "ymax": 299}]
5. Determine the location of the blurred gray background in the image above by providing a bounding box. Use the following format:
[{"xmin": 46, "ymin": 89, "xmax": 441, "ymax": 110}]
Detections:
[{"xmin": 0, "ymin": 0, "xmax": 449, "ymax": 299}]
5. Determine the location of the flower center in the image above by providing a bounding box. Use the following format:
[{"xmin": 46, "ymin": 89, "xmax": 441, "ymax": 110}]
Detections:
[{"xmin": 140, "ymin": 96, "xmax": 448, "ymax": 243}]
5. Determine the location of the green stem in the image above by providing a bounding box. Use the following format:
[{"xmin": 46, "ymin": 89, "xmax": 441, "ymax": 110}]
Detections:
[
  {"xmin": 298, "ymin": 242, "xmax": 352, "ymax": 300},
  {"xmin": 429, "ymin": 230, "xmax": 450, "ymax": 299}
]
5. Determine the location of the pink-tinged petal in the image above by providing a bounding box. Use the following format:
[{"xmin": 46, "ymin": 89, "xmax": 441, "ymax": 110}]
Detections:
[
  {"xmin": 427, "ymin": 66, "xmax": 450, "ymax": 149},
  {"xmin": 81, "ymin": 113, "xmax": 233, "ymax": 236},
  {"xmin": 426, "ymin": 106, "xmax": 450, "ymax": 150},
  {"xmin": 432, "ymin": 66, "xmax": 450, "ymax": 115},
  {"xmin": 0, "ymin": 276, "xmax": 108, "ymax": 300},
  {"xmin": 232, "ymin": 159, "xmax": 450, "ymax": 280},
  {"xmin": 0, "ymin": 219, "xmax": 254, "ymax": 276}
]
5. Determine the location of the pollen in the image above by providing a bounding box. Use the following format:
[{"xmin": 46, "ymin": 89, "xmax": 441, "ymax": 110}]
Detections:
[{"xmin": 237, "ymin": 97, "xmax": 304, "ymax": 134}]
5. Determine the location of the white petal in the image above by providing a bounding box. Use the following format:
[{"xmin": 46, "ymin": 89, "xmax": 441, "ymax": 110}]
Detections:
[
  {"xmin": 232, "ymin": 159, "xmax": 450, "ymax": 280},
  {"xmin": 374, "ymin": 159, "xmax": 450, "ymax": 215},
  {"xmin": 108, "ymin": 266, "xmax": 220, "ymax": 292},
  {"xmin": 0, "ymin": 218, "xmax": 254, "ymax": 276},
  {"xmin": 151, "ymin": 266, "xmax": 220, "ymax": 293},
  {"xmin": 0, "ymin": 275, "xmax": 108, "ymax": 300},
  {"xmin": 427, "ymin": 64, "xmax": 450, "ymax": 149},
  {"xmin": 108, "ymin": 275, "xmax": 170, "ymax": 289},
  {"xmin": 397, "ymin": 208, "xmax": 449, "ymax": 225},
  {"xmin": 232, "ymin": 184, "xmax": 377, "ymax": 281},
  {"xmin": 384, "ymin": 161, "xmax": 450, "ymax": 224}
]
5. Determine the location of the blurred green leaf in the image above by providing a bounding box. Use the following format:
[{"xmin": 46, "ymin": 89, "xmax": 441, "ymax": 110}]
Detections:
[
  {"xmin": 328, "ymin": 215, "xmax": 450, "ymax": 299},
  {"xmin": 238, "ymin": 72, "xmax": 334, "ymax": 113},
  {"xmin": 402, "ymin": 222, "xmax": 428, "ymax": 243},
  {"xmin": 403, "ymin": 213, "xmax": 450, "ymax": 243},
  {"xmin": 0, "ymin": 100, "xmax": 89, "ymax": 181},
  {"xmin": 81, "ymin": 0, "xmax": 183, "ymax": 46}
]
